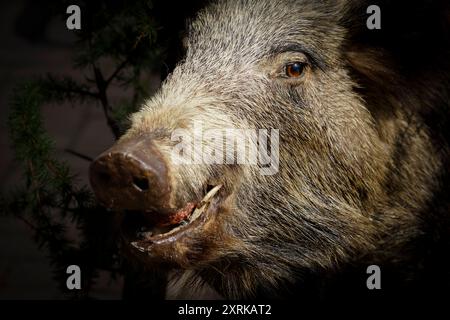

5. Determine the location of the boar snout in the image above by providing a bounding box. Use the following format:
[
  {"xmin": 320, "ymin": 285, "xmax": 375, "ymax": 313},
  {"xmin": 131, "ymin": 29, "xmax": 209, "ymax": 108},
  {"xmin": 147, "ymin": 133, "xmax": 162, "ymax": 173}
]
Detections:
[{"xmin": 89, "ymin": 135, "xmax": 171, "ymax": 212}]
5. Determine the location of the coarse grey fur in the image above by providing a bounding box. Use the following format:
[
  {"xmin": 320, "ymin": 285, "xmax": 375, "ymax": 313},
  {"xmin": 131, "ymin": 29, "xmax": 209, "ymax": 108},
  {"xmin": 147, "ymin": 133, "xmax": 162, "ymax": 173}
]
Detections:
[{"xmin": 120, "ymin": 0, "xmax": 450, "ymax": 299}]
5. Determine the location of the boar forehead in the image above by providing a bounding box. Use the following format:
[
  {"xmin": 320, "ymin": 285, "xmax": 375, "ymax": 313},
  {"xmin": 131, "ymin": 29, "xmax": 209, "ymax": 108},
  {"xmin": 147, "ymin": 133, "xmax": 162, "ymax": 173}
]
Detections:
[{"xmin": 185, "ymin": 0, "xmax": 343, "ymax": 68}]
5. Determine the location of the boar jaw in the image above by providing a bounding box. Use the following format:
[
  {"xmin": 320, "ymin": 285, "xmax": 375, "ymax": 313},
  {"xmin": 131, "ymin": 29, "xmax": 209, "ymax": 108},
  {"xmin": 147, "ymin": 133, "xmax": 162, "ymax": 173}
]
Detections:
[{"xmin": 121, "ymin": 185, "xmax": 224, "ymax": 259}]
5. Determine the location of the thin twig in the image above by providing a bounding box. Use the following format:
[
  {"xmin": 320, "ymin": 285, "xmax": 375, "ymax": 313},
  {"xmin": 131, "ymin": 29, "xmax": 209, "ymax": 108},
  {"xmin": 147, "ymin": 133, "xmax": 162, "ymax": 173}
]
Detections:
[
  {"xmin": 16, "ymin": 215, "xmax": 38, "ymax": 231},
  {"xmin": 105, "ymin": 57, "xmax": 130, "ymax": 86},
  {"xmin": 93, "ymin": 65, "xmax": 121, "ymax": 139},
  {"xmin": 65, "ymin": 88, "xmax": 98, "ymax": 99},
  {"xmin": 65, "ymin": 148, "xmax": 94, "ymax": 162}
]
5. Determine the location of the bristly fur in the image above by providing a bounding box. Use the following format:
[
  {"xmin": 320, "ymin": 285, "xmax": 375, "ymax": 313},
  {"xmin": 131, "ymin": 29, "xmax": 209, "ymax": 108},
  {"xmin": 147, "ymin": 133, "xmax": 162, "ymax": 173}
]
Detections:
[{"xmin": 122, "ymin": 0, "xmax": 450, "ymax": 300}]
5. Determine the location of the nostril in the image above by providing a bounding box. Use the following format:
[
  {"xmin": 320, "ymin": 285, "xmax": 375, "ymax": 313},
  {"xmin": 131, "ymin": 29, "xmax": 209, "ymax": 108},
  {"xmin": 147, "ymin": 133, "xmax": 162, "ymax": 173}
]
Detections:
[
  {"xmin": 98, "ymin": 171, "xmax": 111, "ymax": 183},
  {"xmin": 132, "ymin": 176, "xmax": 150, "ymax": 192}
]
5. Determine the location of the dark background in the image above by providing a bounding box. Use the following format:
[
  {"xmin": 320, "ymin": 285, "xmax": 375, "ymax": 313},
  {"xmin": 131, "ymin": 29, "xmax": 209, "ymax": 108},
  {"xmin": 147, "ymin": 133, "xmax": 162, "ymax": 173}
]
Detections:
[{"xmin": 0, "ymin": 0, "xmax": 121, "ymax": 299}]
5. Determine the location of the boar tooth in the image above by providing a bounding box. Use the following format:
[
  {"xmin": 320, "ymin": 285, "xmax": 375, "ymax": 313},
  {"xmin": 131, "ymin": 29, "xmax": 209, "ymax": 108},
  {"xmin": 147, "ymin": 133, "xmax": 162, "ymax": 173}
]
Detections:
[
  {"xmin": 202, "ymin": 185, "xmax": 222, "ymax": 203},
  {"xmin": 190, "ymin": 206, "xmax": 204, "ymax": 222},
  {"xmin": 189, "ymin": 185, "xmax": 222, "ymax": 222},
  {"xmin": 131, "ymin": 242, "xmax": 146, "ymax": 252}
]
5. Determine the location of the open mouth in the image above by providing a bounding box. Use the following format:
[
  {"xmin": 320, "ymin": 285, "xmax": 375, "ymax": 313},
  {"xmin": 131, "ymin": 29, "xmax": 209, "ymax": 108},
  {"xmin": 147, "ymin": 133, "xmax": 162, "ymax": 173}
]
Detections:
[{"xmin": 120, "ymin": 185, "xmax": 223, "ymax": 253}]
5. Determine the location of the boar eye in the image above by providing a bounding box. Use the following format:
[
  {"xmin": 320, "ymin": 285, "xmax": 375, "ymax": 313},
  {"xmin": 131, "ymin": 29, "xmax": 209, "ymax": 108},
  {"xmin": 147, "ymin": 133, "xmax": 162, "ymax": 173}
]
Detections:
[{"xmin": 285, "ymin": 62, "xmax": 306, "ymax": 78}]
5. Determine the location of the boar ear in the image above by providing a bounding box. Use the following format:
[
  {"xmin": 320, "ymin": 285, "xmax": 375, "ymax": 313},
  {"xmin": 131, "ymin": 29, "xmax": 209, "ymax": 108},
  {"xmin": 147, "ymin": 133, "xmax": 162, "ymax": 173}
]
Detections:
[{"xmin": 341, "ymin": 0, "xmax": 450, "ymax": 118}]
